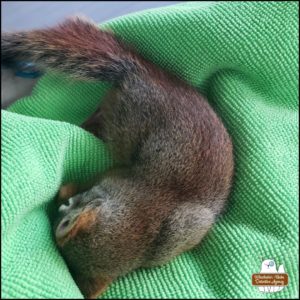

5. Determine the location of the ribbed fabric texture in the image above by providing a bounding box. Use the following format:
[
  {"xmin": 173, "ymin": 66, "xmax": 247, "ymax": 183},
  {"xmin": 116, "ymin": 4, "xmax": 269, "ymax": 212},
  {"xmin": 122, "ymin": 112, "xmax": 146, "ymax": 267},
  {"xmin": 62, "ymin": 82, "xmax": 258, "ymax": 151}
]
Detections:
[{"xmin": 1, "ymin": 2, "xmax": 298, "ymax": 298}]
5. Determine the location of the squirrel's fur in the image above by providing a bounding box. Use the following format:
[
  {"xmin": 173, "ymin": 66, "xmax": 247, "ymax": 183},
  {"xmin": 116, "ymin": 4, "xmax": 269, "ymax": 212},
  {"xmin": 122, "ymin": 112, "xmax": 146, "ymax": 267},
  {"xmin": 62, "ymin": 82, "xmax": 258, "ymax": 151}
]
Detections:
[{"xmin": 2, "ymin": 17, "xmax": 234, "ymax": 299}]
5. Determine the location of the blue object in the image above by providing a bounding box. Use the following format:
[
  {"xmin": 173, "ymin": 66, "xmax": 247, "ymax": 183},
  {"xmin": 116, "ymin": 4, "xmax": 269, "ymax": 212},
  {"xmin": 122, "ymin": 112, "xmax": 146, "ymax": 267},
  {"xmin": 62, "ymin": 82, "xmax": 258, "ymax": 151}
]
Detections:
[{"xmin": 14, "ymin": 62, "xmax": 43, "ymax": 78}]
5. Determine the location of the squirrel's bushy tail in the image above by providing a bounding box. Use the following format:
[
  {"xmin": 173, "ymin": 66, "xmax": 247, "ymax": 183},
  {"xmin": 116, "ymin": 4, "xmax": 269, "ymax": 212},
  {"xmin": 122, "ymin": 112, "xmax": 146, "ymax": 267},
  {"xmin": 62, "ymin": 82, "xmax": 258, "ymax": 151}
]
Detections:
[{"xmin": 1, "ymin": 17, "xmax": 139, "ymax": 81}]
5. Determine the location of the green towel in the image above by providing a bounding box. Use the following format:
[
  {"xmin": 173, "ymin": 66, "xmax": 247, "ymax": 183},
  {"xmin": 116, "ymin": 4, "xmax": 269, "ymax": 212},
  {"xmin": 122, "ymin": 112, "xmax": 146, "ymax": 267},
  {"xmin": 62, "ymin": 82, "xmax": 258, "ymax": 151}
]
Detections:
[{"xmin": 2, "ymin": 1, "xmax": 298, "ymax": 298}]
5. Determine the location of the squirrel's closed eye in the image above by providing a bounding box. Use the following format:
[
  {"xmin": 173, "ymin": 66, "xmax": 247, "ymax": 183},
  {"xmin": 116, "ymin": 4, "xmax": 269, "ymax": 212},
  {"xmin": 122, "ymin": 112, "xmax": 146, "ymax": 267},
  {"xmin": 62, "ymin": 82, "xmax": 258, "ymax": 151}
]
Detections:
[{"xmin": 55, "ymin": 208, "xmax": 98, "ymax": 247}]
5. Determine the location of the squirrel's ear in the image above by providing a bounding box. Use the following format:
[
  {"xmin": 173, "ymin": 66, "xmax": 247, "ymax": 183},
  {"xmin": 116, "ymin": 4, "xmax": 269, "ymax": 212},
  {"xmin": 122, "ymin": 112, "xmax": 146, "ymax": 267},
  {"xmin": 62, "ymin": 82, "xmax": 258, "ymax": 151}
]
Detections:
[
  {"xmin": 75, "ymin": 274, "xmax": 113, "ymax": 299},
  {"xmin": 55, "ymin": 209, "xmax": 97, "ymax": 247}
]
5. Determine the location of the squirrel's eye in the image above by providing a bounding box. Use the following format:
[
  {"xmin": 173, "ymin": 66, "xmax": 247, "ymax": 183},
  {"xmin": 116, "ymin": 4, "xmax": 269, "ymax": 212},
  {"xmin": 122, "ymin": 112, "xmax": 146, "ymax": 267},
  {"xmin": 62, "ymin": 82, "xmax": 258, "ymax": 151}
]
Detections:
[{"xmin": 60, "ymin": 219, "xmax": 70, "ymax": 228}]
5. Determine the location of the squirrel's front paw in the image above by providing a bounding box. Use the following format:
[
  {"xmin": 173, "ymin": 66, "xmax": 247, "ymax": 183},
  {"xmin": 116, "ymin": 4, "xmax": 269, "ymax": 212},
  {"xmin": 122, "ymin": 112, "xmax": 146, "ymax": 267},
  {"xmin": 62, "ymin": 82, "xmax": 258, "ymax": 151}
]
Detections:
[{"xmin": 57, "ymin": 182, "xmax": 78, "ymax": 205}]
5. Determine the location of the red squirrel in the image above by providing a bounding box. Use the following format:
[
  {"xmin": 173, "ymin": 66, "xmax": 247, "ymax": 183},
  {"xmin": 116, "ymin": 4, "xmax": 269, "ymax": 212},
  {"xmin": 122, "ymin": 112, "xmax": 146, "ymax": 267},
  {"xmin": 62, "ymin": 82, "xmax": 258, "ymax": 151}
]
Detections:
[{"xmin": 2, "ymin": 17, "xmax": 234, "ymax": 298}]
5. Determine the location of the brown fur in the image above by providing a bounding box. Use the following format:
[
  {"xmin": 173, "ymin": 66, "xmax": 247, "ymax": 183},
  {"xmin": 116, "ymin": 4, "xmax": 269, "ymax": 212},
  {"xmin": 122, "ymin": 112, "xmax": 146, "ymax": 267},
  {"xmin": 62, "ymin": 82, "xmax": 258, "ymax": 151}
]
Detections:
[
  {"xmin": 58, "ymin": 183, "xmax": 78, "ymax": 203},
  {"xmin": 74, "ymin": 274, "xmax": 113, "ymax": 299},
  {"xmin": 56, "ymin": 209, "xmax": 98, "ymax": 247},
  {"xmin": 2, "ymin": 17, "xmax": 234, "ymax": 298}
]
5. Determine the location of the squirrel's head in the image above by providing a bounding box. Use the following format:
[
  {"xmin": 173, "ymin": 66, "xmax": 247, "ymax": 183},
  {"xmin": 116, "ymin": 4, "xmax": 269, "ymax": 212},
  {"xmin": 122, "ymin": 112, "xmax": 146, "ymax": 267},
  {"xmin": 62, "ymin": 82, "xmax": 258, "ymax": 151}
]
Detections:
[
  {"xmin": 53, "ymin": 184, "xmax": 116, "ymax": 298},
  {"xmin": 54, "ymin": 186, "xmax": 106, "ymax": 247},
  {"xmin": 52, "ymin": 180, "xmax": 149, "ymax": 298},
  {"xmin": 53, "ymin": 183, "xmax": 123, "ymax": 270}
]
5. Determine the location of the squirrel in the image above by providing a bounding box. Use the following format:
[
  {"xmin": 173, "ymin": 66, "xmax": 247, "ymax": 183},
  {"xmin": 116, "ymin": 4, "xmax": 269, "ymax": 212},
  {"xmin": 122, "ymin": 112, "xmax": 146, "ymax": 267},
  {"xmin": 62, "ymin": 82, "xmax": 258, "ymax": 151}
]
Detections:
[{"xmin": 2, "ymin": 17, "xmax": 234, "ymax": 299}]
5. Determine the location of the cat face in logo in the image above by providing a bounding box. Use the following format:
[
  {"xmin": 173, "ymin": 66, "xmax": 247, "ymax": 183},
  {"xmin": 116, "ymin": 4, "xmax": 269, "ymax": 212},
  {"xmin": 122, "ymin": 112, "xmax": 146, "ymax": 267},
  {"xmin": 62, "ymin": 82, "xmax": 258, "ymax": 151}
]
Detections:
[{"xmin": 261, "ymin": 259, "xmax": 276, "ymax": 272}]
